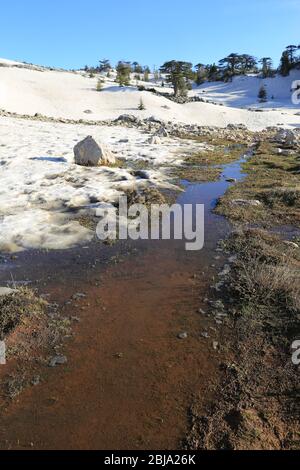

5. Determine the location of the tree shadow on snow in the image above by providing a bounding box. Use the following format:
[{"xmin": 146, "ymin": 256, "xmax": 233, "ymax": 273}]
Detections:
[{"xmin": 30, "ymin": 156, "xmax": 67, "ymax": 163}]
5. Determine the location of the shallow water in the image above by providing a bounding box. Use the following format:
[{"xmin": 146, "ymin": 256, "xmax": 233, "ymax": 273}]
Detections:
[{"xmin": 0, "ymin": 149, "xmax": 251, "ymax": 450}]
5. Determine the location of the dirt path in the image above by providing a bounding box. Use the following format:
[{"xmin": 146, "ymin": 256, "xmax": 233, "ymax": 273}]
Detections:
[{"xmin": 0, "ymin": 240, "xmax": 225, "ymax": 450}]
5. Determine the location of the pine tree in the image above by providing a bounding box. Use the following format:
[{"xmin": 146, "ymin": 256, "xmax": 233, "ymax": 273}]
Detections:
[
  {"xmin": 99, "ymin": 59, "xmax": 111, "ymax": 73},
  {"xmin": 258, "ymin": 85, "xmax": 267, "ymax": 102},
  {"xmin": 195, "ymin": 63, "xmax": 207, "ymax": 86},
  {"xmin": 279, "ymin": 51, "xmax": 291, "ymax": 76},
  {"xmin": 116, "ymin": 62, "xmax": 131, "ymax": 87},
  {"xmin": 207, "ymin": 64, "xmax": 220, "ymax": 82},
  {"xmin": 219, "ymin": 53, "xmax": 241, "ymax": 78},
  {"xmin": 260, "ymin": 57, "xmax": 274, "ymax": 78},
  {"xmin": 132, "ymin": 62, "xmax": 143, "ymax": 74},
  {"xmin": 286, "ymin": 45, "xmax": 298, "ymax": 64},
  {"xmin": 160, "ymin": 61, "xmax": 193, "ymax": 97}
]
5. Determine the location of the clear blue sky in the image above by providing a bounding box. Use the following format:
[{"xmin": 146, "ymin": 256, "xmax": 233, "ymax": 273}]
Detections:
[{"xmin": 1, "ymin": 0, "xmax": 299, "ymax": 69}]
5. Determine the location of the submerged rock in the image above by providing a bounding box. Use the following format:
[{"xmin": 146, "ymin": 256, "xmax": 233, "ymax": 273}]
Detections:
[{"xmin": 74, "ymin": 136, "xmax": 115, "ymax": 167}]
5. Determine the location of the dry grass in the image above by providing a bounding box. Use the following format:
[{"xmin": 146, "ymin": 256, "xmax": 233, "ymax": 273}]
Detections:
[
  {"xmin": 186, "ymin": 228, "xmax": 300, "ymax": 450},
  {"xmin": 171, "ymin": 164, "xmax": 222, "ymax": 183},
  {"xmin": 0, "ymin": 288, "xmax": 46, "ymax": 339},
  {"xmin": 186, "ymin": 144, "xmax": 247, "ymax": 166},
  {"xmin": 233, "ymin": 256, "xmax": 300, "ymax": 313}
]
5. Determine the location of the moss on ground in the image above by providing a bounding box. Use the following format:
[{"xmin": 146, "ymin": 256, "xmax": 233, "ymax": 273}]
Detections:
[
  {"xmin": 0, "ymin": 288, "xmax": 46, "ymax": 338},
  {"xmin": 216, "ymin": 141, "xmax": 300, "ymax": 226}
]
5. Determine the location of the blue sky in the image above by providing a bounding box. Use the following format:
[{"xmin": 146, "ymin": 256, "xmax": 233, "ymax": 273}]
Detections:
[{"xmin": 1, "ymin": 0, "xmax": 299, "ymax": 69}]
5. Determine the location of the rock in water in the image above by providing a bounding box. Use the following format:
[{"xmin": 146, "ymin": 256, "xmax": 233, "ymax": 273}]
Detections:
[{"xmin": 74, "ymin": 136, "xmax": 115, "ymax": 167}]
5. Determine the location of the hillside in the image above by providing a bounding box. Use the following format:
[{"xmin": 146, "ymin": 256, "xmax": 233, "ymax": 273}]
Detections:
[
  {"xmin": 193, "ymin": 69, "xmax": 300, "ymax": 109},
  {"xmin": 1, "ymin": 58, "xmax": 300, "ymax": 130}
]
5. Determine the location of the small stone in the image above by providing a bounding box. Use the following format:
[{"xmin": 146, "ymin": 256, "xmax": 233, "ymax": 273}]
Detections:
[
  {"xmin": 231, "ymin": 199, "xmax": 261, "ymax": 207},
  {"xmin": 114, "ymin": 353, "xmax": 124, "ymax": 359},
  {"xmin": 72, "ymin": 292, "xmax": 86, "ymax": 300},
  {"xmin": 209, "ymin": 300, "xmax": 225, "ymax": 310},
  {"xmin": 177, "ymin": 332, "xmax": 188, "ymax": 340},
  {"xmin": 216, "ymin": 312, "xmax": 228, "ymax": 319},
  {"xmin": 70, "ymin": 316, "xmax": 81, "ymax": 323},
  {"xmin": 49, "ymin": 355, "xmax": 68, "ymax": 368},
  {"xmin": 31, "ymin": 376, "xmax": 41, "ymax": 386},
  {"xmin": 201, "ymin": 332, "xmax": 209, "ymax": 339},
  {"xmin": 155, "ymin": 126, "xmax": 169, "ymax": 138},
  {"xmin": 213, "ymin": 341, "xmax": 219, "ymax": 351},
  {"xmin": 214, "ymin": 281, "xmax": 224, "ymax": 292},
  {"xmin": 0, "ymin": 287, "xmax": 17, "ymax": 297}
]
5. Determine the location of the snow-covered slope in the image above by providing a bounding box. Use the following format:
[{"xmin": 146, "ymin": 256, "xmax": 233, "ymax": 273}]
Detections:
[
  {"xmin": 1, "ymin": 57, "xmax": 300, "ymax": 253},
  {"xmin": 1, "ymin": 58, "xmax": 300, "ymax": 130},
  {"xmin": 192, "ymin": 69, "xmax": 300, "ymax": 109}
]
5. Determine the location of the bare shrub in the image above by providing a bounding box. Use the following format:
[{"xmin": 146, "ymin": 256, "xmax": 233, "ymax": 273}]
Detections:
[{"xmin": 233, "ymin": 256, "xmax": 300, "ymax": 312}]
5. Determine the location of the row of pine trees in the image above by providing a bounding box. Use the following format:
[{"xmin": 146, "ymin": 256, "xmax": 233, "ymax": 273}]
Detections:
[{"xmin": 89, "ymin": 44, "xmax": 300, "ymax": 98}]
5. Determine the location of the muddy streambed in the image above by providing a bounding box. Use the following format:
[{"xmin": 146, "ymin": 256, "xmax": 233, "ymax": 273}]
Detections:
[{"xmin": 0, "ymin": 152, "xmax": 249, "ymax": 450}]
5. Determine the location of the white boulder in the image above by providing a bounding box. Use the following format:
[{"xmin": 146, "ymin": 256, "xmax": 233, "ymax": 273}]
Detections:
[{"xmin": 74, "ymin": 136, "xmax": 116, "ymax": 167}]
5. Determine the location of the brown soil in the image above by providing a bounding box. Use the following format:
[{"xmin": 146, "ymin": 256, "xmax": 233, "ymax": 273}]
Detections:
[{"xmin": 0, "ymin": 241, "xmax": 225, "ymax": 450}]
